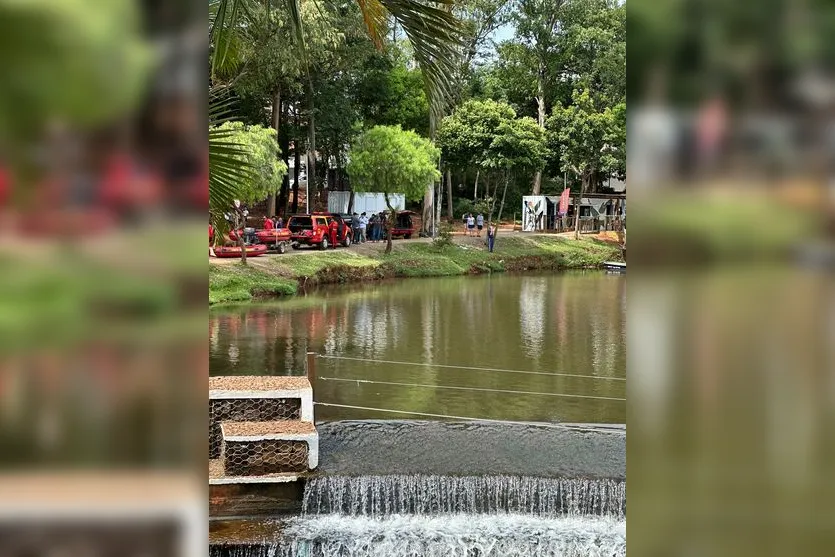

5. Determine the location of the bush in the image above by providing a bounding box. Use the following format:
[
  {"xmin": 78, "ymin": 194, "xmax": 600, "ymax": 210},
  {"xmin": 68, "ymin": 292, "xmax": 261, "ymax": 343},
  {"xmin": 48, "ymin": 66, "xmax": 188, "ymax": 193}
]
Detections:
[{"xmin": 432, "ymin": 222, "xmax": 456, "ymax": 249}]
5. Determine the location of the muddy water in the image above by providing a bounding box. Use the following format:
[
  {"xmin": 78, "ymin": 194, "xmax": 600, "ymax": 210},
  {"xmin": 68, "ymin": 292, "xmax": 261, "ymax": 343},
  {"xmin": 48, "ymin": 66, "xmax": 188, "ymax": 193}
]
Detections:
[{"xmin": 209, "ymin": 272, "xmax": 625, "ymax": 424}]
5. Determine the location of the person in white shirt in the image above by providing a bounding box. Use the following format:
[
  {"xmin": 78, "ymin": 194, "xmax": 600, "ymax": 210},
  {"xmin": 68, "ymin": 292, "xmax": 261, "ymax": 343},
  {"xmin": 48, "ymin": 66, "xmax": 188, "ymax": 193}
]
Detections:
[
  {"xmin": 466, "ymin": 214, "xmax": 475, "ymax": 236},
  {"xmin": 358, "ymin": 212, "xmax": 368, "ymax": 243}
]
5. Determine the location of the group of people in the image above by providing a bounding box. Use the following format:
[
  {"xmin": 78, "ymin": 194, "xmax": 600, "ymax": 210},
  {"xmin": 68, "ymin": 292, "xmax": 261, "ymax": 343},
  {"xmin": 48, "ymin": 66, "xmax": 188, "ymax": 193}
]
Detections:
[
  {"xmin": 350, "ymin": 211, "xmax": 389, "ymax": 243},
  {"xmin": 262, "ymin": 215, "xmax": 284, "ymax": 230},
  {"xmin": 462, "ymin": 212, "xmax": 497, "ymax": 252},
  {"xmin": 462, "ymin": 212, "xmax": 485, "ymax": 237}
]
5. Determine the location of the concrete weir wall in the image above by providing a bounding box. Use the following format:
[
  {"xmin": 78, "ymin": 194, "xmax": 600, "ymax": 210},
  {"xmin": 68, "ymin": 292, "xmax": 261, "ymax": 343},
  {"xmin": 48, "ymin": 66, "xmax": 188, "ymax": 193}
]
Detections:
[
  {"xmin": 210, "ymin": 419, "xmax": 625, "ymax": 519},
  {"xmin": 315, "ymin": 420, "xmax": 625, "ymax": 479}
]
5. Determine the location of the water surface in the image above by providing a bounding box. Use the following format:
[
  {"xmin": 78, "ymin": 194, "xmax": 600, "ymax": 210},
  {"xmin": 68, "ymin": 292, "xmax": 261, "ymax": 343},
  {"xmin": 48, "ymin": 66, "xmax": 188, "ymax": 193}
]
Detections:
[{"xmin": 209, "ymin": 272, "xmax": 625, "ymax": 423}]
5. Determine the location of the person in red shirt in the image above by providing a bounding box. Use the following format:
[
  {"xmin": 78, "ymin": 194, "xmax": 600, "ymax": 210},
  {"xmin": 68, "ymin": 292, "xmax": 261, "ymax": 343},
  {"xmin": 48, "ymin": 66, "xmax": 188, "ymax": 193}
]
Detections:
[
  {"xmin": 263, "ymin": 216, "xmax": 274, "ymax": 230},
  {"xmin": 328, "ymin": 218, "xmax": 339, "ymax": 249}
]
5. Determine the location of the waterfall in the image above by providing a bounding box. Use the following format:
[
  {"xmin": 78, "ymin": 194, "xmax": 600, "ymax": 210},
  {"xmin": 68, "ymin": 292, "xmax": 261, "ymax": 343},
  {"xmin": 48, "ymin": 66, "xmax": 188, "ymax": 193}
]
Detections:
[
  {"xmin": 211, "ymin": 475, "xmax": 626, "ymax": 557},
  {"xmin": 212, "ymin": 514, "xmax": 625, "ymax": 557},
  {"xmin": 302, "ymin": 475, "xmax": 625, "ymax": 519}
]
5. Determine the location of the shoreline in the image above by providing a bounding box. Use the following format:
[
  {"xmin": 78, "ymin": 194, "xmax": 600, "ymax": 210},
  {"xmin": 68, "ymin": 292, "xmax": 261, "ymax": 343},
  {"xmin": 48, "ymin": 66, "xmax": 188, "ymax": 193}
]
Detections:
[{"xmin": 209, "ymin": 233, "xmax": 622, "ymax": 306}]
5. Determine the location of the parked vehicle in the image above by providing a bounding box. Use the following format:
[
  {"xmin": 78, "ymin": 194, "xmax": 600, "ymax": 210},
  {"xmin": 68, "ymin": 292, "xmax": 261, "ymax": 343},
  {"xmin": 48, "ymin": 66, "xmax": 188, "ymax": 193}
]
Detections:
[
  {"xmin": 390, "ymin": 210, "xmax": 417, "ymax": 239},
  {"xmin": 287, "ymin": 213, "xmax": 352, "ymax": 250}
]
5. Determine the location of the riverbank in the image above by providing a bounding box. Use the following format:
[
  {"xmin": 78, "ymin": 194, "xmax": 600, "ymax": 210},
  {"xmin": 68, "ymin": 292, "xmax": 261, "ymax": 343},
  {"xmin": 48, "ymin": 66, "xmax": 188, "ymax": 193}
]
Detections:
[{"xmin": 209, "ymin": 233, "xmax": 621, "ymax": 305}]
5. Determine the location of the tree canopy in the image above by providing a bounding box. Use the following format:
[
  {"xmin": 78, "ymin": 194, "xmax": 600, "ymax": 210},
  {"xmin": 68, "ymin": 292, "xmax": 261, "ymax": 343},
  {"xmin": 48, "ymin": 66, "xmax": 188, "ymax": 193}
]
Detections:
[
  {"xmin": 210, "ymin": 122, "xmax": 288, "ymax": 205},
  {"xmin": 347, "ymin": 125, "xmax": 440, "ymax": 203}
]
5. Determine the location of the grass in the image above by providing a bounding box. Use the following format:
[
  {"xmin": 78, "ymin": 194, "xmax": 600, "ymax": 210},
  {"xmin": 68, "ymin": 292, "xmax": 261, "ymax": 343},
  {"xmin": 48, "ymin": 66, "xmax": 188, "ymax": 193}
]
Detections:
[
  {"xmin": 208, "ymin": 234, "xmax": 620, "ymax": 305},
  {"xmin": 209, "ymin": 264, "xmax": 298, "ymax": 305}
]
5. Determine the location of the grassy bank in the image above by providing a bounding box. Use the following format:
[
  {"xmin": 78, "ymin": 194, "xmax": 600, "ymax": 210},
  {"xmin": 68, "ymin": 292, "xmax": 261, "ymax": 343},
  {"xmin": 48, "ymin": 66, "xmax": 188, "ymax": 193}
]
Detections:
[{"xmin": 209, "ymin": 234, "xmax": 620, "ymax": 305}]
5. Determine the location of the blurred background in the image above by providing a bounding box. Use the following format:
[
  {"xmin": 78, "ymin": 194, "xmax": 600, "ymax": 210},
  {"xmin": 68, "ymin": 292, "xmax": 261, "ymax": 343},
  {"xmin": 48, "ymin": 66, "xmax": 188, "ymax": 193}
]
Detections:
[
  {"xmin": 628, "ymin": 0, "xmax": 835, "ymax": 555},
  {"xmin": 0, "ymin": 0, "xmax": 205, "ymax": 555}
]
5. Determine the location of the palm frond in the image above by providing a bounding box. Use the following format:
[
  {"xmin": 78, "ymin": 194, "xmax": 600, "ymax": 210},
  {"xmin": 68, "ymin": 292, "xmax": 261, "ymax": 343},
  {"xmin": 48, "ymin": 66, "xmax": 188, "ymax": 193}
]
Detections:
[
  {"xmin": 209, "ymin": 89, "xmax": 255, "ymax": 233},
  {"xmin": 377, "ymin": 0, "xmax": 466, "ymax": 128}
]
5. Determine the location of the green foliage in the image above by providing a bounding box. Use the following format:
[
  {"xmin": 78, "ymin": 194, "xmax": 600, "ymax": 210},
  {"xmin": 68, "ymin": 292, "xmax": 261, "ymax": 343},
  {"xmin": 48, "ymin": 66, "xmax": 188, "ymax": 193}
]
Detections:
[
  {"xmin": 485, "ymin": 115, "xmax": 547, "ymax": 171},
  {"xmin": 0, "ymin": 0, "xmax": 151, "ymax": 145},
  {"xmin": 355, "ymin": 48, "xmax": 430, "ymax": 136},
  {"xmin": 209, "ymin": 121, "xmax": 288, "ymax": 204},
  {"xmin": 546, "ymin": 87, "xmax": 624, "ymax": 183},
  {"xmin": 347, "ymin": 125, "xmax": 441, "ymax": 204},
  {"xmin": 436, "ymin": 99, "xmax": 516, "ymax": 169},
  {"xmin": 432, "ymin": 221, "xmax": 456, "ymax": 249}
]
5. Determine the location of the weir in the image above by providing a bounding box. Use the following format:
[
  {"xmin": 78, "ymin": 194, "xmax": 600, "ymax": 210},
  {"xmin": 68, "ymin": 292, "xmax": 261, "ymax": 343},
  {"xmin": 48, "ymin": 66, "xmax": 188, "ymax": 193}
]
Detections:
[
  {"xmin": 302, "ymin": 475, "xmax": 625, "ymax": 519},
  {"xmin": 208, "ymin": 375, "xmax": 626, "ymax": 556}
]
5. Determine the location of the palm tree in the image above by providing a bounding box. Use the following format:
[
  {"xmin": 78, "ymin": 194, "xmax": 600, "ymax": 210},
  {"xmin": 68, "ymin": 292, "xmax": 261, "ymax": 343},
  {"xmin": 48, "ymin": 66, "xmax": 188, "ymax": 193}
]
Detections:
[{"xmin": 209, "ymin": 0, "xmax": 464, "ymax": 222}]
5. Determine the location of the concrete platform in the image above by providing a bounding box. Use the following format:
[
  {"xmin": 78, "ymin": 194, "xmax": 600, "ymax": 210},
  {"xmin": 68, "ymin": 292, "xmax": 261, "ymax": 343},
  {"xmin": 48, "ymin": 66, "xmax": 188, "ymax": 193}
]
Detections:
[{"xmin": 209, "ymin": 376, "xmax": 313, "ymax": 421}]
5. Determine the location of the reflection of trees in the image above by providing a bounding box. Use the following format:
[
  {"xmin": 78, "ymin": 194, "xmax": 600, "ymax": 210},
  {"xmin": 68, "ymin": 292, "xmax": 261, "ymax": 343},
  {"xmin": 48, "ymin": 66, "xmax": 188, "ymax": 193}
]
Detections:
[{"xmin": 519, "ymin": 277, "xmax": 548, "ymax": 359}]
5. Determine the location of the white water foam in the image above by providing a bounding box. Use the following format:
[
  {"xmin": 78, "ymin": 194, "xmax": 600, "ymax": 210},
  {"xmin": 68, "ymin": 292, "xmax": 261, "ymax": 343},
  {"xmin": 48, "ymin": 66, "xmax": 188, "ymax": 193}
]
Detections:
[{"xmin": 277, "ymin": 513, "xmax": 625, "ymax": 557}]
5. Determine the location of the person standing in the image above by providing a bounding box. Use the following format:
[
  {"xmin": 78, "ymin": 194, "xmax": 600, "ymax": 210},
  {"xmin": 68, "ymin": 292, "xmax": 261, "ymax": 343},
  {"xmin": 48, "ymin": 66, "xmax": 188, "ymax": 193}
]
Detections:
[
  {"xmin": 263, "ymin": 215, "xmax": 274, "ymax": 230},
  {"xmin": 371, "ymin": 213, "xmax": 381, "ymax": 242},
  {"xmin": 467, "ymin": 213, "xmax": 475, "ymax": 236},
  {"xmin": 275, "ymin": 215, "xmax": 284, "ymax": 229},
  {"xmin": 487, "ymin": 222, "xmax": 497, "ymax": 252},
  {"xmin": 476, "ymin": 213, "xmax": 484, "ymax": 236},
  {"xmin": 351, "ymin": 212, "xmax": 360, "ymax": 243},
  {"xmin": 358, "ymin": 212, "xmax": 368, "ymax": 243}
]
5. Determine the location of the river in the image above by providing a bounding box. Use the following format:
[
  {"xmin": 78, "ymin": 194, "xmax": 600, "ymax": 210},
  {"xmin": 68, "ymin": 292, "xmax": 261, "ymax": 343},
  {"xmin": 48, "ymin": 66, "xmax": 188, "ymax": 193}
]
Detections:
[{"xmin": 209, "ymin": 272, "xmax": 625, "ymax": 424}]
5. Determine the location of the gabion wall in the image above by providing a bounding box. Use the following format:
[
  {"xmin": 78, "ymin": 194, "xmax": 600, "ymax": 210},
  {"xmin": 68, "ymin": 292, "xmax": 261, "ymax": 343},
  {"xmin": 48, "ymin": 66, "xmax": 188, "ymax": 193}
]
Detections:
[
  {"xmin": 223, "ymin": 439, "xmax": 309, "ymax": 476},
  {"xmin": 209, "ymin": 398, "xmax": 301, "ymax": 458}
]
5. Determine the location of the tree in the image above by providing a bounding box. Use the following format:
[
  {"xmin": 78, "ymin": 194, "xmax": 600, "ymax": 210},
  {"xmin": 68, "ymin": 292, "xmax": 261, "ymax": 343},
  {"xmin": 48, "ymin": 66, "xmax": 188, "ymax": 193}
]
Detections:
[
  {"xmin": 346, "ymin": 125, "xmax": 441, "ymax": 253},
  {"xmin": 510, "ymin": 0, "xmax": 566, "ymax": 195},
  {"xmin": 436, "ymin": 99, "xmax": 516, "ymax": 202},
  {"xmin": 209, "ymin": 121, "xmax": 288, "ymax": 262},
  {"xmin": 484, "ymin": 115, "xmax": 546, "ymax": 225},
  {"xmin": 210, "ymin": 122, "xmax": 288, "ymax": 205},
  {"xmin": 546, "ymin": 87, "xmax": 624, "ymax": 237}
]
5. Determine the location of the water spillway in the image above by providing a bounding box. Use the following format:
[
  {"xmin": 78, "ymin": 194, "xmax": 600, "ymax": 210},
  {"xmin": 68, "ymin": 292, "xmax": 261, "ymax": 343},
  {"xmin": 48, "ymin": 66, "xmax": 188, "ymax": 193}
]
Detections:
[
  {"xmin": 302, "ymin": 475, "xmax": 625, "ymax": 519},
  {"xmin": 209, "ymin": 421, "xmax": 626, "ymax": 556}
]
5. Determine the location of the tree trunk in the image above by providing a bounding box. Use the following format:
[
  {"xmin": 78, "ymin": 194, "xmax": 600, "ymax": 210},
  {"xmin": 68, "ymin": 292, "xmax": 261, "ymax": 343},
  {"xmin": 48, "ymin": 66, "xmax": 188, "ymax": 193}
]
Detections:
[
  {"xmin": 422, "ymin": 188, "xmax": 433, "ymax": 235},
  {"xmin": 234, "ymin": 210, "xmax": 247, "ymax": 265},
  {"xmin": 574, "ymin": 173, "xmax": 587, "ymax": 240},
  {"xmin": 473, "ymin": 169, "xmax": 480, "ymax": 200},
  {"xmin": 267, "ymin": 87, "xmax": 281, "ymax": 217},
  {"xmin": 532, "ymin": 62, "xmax": 546, "ymax": 195},
  {"xmin": 347, "ymin": 190, "xmax": 355, "ymax": 214},
  {"xmin": 292, "ymin": 132, "xmax": 301, "ymax": 214},
  {"xmin": 305, "ymin": 76, "xmax": 317, "ymax": 211},
  {"xmin": 384, "ymin": 193, "xmax": 395, "ymax": 254},
  {"xmin": 497, "ymin": 171, "xmax": 510, "ymax": 222},
  {"xmin": 445, "ymin": 169, "xmax": 453, "ymax": 219},
  {"xmin": 278, "ymin": 99, "xmax": 290, "ymax": 216}
]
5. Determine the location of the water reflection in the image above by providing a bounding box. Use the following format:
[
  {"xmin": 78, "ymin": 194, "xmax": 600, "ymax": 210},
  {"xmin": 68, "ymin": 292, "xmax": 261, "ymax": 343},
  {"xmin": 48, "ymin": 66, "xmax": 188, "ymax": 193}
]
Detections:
[{"xmin": 210, "ymin": 273, "xmax": 626, "ymax": 423}]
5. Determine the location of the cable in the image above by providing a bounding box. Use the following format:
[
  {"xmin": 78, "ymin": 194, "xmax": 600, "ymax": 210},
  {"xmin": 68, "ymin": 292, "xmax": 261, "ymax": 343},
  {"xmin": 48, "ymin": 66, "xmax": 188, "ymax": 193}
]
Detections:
[
  {"xmin": 317, "ymin": 377, "xmax": 626, "ymax": 402},
  {"xmin": 316, "ymin": 354, "xmax": 625, "ymax": 382},
  {"xmin": 313, "ymin": 402, "xmax": 626, "ymax": 434}
]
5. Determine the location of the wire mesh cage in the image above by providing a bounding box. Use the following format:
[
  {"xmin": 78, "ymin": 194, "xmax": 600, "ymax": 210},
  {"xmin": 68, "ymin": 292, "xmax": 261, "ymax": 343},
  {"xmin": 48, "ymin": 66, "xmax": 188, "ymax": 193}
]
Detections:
[
  {"xmin": 222, "ymin": 439, "xmax": 310, "ymax": 476},
  {"xmin": 209, "ymin": 398, "xmax": 301, "ymax": 458}
]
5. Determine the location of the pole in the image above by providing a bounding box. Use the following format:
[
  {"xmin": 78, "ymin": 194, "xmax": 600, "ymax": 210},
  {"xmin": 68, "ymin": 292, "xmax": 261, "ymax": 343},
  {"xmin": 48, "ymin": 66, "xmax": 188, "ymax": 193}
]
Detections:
[{"xmin": 306, "ymin": 351, "xmax": 316, "ymax": 384}]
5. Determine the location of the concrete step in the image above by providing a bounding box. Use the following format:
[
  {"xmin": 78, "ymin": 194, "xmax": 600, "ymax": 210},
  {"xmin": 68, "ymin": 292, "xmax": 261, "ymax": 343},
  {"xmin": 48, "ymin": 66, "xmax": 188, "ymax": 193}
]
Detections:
[
  {"xmin": 209, "ymin": 376, "xmax": 313, "ymax": 459},
  {"xmin": 219, "ymin": 421, "xmax": 318, "ymax": 479}
]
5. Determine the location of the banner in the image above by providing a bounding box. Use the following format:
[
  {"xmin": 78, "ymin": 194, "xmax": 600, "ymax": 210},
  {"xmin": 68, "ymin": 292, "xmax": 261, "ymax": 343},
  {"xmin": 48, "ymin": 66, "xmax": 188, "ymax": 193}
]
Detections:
[{"xmin": 559, "ymin": 188, "xmax": 571, "ymax": 215}]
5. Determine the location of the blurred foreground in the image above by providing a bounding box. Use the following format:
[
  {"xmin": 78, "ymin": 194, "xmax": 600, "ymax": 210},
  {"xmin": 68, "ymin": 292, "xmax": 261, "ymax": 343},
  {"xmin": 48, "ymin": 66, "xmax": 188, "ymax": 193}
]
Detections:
[
  {"xmin": 629, "ymin": 0, "xmax": 835, "ymax": 554},
  {"xmin": 0, "ymin": 0, "xmax": 206, "ymax": 555}
]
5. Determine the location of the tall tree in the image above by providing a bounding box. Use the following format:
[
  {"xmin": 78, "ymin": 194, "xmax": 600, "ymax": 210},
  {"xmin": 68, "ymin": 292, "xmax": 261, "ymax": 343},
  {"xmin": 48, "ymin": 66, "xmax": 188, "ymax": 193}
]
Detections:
[
  {"xmin": 511, "ymin": 0, "xmax": 565, "ymax": 195},
  {"xmin": 347, "ymin": 125, "xmax": 440, "ymax": 253},
  {"xmin": 546, "ymin": 87, "xmax": 624, "ymax": 236}
]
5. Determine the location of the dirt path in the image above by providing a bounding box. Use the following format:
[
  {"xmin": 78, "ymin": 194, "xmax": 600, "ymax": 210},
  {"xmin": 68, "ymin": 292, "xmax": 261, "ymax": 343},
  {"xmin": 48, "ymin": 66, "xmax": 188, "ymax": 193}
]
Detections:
[{"xmin": 209, "ymin": 229, "xmax": 620, "ymax": 267}]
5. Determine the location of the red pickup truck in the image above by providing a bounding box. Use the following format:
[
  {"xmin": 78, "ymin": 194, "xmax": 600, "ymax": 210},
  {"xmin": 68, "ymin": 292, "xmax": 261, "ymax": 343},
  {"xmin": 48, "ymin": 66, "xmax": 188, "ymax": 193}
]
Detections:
[{"xmin": 287, "ymin": 214, "xmax": 352, "ymax": 250}]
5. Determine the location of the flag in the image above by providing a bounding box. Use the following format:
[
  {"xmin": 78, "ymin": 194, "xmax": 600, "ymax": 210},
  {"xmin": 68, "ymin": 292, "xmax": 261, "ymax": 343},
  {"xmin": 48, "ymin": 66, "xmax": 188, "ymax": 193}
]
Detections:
[{"xmin": 559, "ymin": 188, "xmax": 570, "ymax": 215}]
